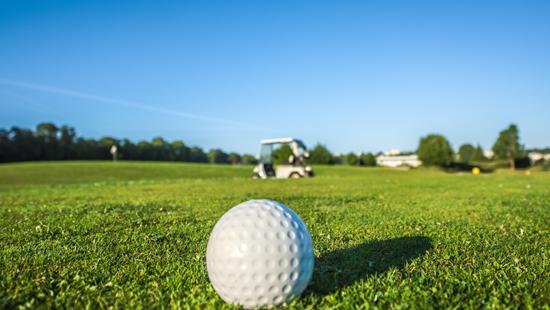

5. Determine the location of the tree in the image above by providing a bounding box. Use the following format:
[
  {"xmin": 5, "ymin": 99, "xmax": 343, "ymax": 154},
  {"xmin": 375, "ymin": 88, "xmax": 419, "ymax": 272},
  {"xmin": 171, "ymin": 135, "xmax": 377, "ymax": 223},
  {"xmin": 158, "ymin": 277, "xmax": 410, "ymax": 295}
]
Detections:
[
  {"xmin": 189, "ymin": 147, "xmax": 208, "ymax": 163},
  {"xmin": 492, "ymin": 124, "xmax": 524, "ymax": 170},
  {"xmin": 272, "ymin": 144, "xmax": 293, "ymax": 165},
  {"xmin": 308, "ymin": 143, "xmax": 333, "ymax": 165},
  {"xmin": 151, "ymin": 137, "xmax": 170, "ymax": 161},
  {"xmin": 36, "ymin": 122, "xmax": 58, "ymax": 142},
  {"xmin": 208, "ymin": 149, "xmax": 229, "ymax": 164},
  {"xmin": 227, "ymin": 152, "xmax": 242, "ymax": 165},
  {"xmin": 345, "ymin": 152, "xmax": 359, "ymax": 166},
  {"xmin": 36, "ymin": 122, "xmax": 59, "ymax": 159},
  {"xmin": 99, "ymin": 137, "xmax": 117, "ymax": 146},
  {"xmin": 59, "ymin": 125, "xmax": 76, "ymax": 159},
  {"xmin": 360, "ymin": 152, "xmax": 377, "ymax": 166},
  {"xmin": 472, "ymin": 144, "xmax": 487, "ymax": 162},
  {"xmin": 10, "ymin": 127, "xmax": 40, "ymax": 162},
  {"xmin": 331, "ymin": 154, "xmax": 343, "ymax": 165},
  {"xmin": 119, "ymin": 139, "xmax": 138, "ymax": 160},
  {"xmin": 0, "ymin": 129, "xmax": 10, "ymax": 162},
  {"xmin": 417, "ymin": 134, "xmax": 454, "ymax": 167},
  {"xmin": 99, "ymin": 137, "xmax": 119, "ymax": 160},
  {"xmin": 171, "ymin": 140, "xmax": 190, "ymax": 161},
  {"xmin": 458, "ymin": 144, "xmax": 475, "ymax": 163},
  {"xmin": 241, "ymin": 154, "xmax": 258, "ymax": 165},
  {"xmin": 136, "ymin": 140, "xmax": 154, "ymax": 160},
  {"xmin": 0, "ymin": 122, "xmax": 270, "ymax": 165}
]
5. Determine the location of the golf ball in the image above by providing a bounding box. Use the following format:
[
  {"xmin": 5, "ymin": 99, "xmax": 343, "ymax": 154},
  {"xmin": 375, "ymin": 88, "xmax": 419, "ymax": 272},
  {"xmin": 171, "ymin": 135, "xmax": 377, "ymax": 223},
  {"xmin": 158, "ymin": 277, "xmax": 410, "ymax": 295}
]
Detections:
[{"xmin": 206, "ymin": 199, "xmax": 314, "ymax": 308}]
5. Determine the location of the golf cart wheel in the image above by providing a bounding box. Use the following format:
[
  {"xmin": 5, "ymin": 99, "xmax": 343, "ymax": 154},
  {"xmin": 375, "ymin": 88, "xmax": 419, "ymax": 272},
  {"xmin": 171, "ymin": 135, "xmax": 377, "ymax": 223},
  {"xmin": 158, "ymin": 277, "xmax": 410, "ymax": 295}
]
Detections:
[{"xmin": 289, "ymin": 172, "xmax": 302, "ymax": 179}]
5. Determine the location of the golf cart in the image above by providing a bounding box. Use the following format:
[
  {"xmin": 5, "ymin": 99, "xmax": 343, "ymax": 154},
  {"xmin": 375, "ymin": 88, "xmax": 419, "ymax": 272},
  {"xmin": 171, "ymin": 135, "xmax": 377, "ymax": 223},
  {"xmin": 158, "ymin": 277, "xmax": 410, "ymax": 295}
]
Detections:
[{"xmin": 253, "ymin": 138, "xmax": 314, "ymax": 179}]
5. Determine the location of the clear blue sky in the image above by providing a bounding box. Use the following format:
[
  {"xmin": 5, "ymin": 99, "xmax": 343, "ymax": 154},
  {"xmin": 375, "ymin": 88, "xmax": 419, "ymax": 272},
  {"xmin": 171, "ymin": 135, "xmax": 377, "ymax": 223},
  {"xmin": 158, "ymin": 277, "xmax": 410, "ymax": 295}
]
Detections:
[{"xmin": 1, "ymin": 0, "xmax": 549, "ymax": 154}]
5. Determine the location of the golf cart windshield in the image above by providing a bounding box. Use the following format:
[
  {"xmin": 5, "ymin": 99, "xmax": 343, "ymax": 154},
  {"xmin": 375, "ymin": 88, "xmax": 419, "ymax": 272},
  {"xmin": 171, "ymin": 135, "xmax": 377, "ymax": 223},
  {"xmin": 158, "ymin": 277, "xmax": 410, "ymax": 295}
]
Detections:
[{"xmin": 260, "ymin": 144, "xmax": 273, "ymax": 164}]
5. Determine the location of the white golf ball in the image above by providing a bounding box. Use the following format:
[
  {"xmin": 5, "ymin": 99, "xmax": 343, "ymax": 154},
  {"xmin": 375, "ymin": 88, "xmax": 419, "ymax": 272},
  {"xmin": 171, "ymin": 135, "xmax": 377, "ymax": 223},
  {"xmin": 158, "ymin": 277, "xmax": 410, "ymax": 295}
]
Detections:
[{"xmin": 206, "ymin": 199, "xmax": 314, "ymax": 308}]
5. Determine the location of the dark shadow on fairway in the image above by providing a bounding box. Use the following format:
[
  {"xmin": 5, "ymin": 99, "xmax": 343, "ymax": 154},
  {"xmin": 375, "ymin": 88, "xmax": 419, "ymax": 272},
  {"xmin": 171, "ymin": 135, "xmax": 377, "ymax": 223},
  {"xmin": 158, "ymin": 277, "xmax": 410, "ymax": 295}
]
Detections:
[{"xmin": 307, "ymin": 236, "xmax": 432, "ymax": 296}]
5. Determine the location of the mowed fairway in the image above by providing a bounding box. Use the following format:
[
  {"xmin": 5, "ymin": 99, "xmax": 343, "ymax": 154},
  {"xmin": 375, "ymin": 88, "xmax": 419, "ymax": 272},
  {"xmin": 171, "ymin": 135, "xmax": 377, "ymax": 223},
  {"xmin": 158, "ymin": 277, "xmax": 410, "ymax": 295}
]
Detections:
[{"xmin": 0, "ymin": 161, "xmax": 548, "ymax": 308}]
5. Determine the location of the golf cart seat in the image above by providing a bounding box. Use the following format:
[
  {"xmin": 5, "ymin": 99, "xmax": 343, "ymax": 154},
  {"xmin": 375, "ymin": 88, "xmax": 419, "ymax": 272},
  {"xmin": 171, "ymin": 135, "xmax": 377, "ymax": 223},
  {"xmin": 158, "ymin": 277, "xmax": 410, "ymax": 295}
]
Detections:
[{"xmin": 262, "ymin": 163, "xmax": 276, "ymax": 177}]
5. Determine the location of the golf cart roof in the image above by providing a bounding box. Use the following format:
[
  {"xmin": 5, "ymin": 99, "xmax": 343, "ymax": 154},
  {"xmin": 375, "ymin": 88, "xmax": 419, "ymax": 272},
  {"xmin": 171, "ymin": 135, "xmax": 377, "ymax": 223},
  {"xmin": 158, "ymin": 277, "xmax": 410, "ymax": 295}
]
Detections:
[{"xmin": 260, "ymin": 137, "xmax": 302, "ymax": 145}]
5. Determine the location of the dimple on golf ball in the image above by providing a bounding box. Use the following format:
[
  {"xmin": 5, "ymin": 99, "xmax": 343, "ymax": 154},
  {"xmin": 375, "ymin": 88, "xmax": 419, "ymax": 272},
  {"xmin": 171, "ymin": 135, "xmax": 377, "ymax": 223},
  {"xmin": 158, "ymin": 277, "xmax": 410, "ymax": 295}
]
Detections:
[{"xmin": 206, "ymin": 199, "xmax": 314, "ymax": 308}]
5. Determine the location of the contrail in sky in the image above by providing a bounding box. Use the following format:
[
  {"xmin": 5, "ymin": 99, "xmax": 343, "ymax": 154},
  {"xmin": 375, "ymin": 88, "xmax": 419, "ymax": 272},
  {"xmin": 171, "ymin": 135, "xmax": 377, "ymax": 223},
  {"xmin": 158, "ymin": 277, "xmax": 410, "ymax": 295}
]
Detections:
[
  {"xmin": 0, "ymin": 87, "xmax": 62, "ymax": 115},
  {"xmin": 0, "ymin": 78, "xmax": 267, "ymax": 130}
]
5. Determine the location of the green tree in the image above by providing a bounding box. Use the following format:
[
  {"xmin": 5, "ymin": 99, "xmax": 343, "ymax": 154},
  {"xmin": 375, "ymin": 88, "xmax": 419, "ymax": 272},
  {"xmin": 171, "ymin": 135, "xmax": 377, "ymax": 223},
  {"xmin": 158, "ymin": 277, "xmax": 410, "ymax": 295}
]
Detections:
[
  {"xmin": 458, "ymin": 144, "xmax": 475, "ymax": 163},
  {"xmin": 472, "ymin": 144, "xmax": 488, "ymax": 162},
  {"xmin": 99, "ymin": 136, "xmax": 118, "ymax": 147},
  {"xmin": 492, "ymin": 124, "xmax": 523, "ymax": 170},
  {"xmin": 241, "ymin": 154, "xmax": 258, "ymax": 165},
  {"xmin": 272, "ymin": 144, "xmax": 293, "ymax": 165},
  {"xmin": 227, "ymin": 152, "xmax": 242, "ymax": 165},
  {"xmin": 0, "ymin": 129, "xmax": 10, "ymax": 162},
  {"xmin": 345, "ymin": 152, "xmax": 359, "ymax": 166},
  {"xmin": 99, "ymin": 137, "xmax": 119, "ymax": 160},
  {"xmin": 208, "ymin": 149, "xmax": 229, "ymax": 164},
  {"xmin": 171, "ymin": 140, "xmax": 190, "ymax": 161},
  {"xmin": 332, "ymin": 154, "xmax": 343, "ymax": 165},
  {"xmin": 151, "ymin": 137, "xmax": 166, "ymax": 146},
  {"xmin": 136, "ymin": 140, "xmax": 154, "ymax": 160},
  {"xmin": 119, "ymin": 139, "xmax": 138, "ymax": 160},
  {"xmin": 309, "ymin": 143, "xmax": 333, "ymax": 165},
  {"xmin": 417, "ymin": 134, "xmax": 454, "ymax": 167},
  {"xmin": 360, "ymin": 152, "xmax": 377, "ymax": 166},
  {"xmin": 59, "ymin": 125, "xmax": 76, "ymax": 159},
  {"xmin": 36, "ymin": 122, "xmax": 58, "ymax": 142},
  {"xmin": 9, "ymin": 127, "xmax": 39, "ymax": 162},
  {"xmin": 150, "ymin": 137, "xmax": 171, "ymax": 160},
  {"xmin": 189, "ymin": 147, "xmax": 208, "ymax": 163},
  {"xmin": 36, "ymin": 122, "xmax": 59, "ymax": 159}
]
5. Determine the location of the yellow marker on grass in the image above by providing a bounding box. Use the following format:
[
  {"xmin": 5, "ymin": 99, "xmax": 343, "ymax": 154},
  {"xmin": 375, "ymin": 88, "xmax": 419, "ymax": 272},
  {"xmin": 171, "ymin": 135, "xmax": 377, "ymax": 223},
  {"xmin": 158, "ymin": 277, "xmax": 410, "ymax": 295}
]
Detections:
[{"xmin": 472, "ymin": 167, "xmax": 480, "ymax": 175}]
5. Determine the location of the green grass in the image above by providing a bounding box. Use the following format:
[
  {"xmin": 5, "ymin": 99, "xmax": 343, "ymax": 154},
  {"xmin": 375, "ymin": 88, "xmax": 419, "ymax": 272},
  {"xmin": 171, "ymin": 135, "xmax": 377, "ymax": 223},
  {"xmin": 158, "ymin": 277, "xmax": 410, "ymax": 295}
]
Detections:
[{"xmin": 0, "ymin": 161, "xmax": 548, "ymax": 309}]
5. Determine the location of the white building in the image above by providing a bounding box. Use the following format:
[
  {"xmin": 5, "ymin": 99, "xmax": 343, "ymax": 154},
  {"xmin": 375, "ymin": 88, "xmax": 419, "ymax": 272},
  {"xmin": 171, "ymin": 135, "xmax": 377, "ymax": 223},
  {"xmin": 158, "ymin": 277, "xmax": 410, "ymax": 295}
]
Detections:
[
  {"xmin": 528, "ymin": 152, "xmax": 550, "ymax": 163},
  {"xmin": 383, "ymin": 149, "xmax": 401, "ymax": 156},
  {"xmin": 483, "ymin": 149, "xmax": 494, "ymax": 159},
  {"xmin": 376, "ymin": 150, "xmax": 422, "ymax": 168}
]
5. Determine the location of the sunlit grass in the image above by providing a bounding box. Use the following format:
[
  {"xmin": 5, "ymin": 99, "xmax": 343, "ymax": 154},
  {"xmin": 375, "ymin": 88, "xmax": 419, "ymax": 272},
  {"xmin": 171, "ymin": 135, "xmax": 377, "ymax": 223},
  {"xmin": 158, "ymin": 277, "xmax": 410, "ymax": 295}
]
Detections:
[{"xmin": 0, "ymin": 161, "xmax": 548, "ymax": 308}]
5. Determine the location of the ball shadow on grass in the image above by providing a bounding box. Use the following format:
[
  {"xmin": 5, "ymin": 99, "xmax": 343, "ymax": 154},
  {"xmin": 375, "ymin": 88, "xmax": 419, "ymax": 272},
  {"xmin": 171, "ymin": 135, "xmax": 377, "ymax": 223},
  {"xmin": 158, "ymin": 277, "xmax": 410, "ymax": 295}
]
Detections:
[{"xmin": 306, "ymin": 236, "xmax": 432, "ymax": 296}]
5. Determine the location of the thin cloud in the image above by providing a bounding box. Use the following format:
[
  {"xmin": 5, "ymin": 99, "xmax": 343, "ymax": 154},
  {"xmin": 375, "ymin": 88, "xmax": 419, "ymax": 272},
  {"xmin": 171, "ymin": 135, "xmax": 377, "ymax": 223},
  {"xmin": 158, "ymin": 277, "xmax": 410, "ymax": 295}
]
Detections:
[{"xmin": 0, "ymin": 78, "xmax": 269, "ymax": 130}]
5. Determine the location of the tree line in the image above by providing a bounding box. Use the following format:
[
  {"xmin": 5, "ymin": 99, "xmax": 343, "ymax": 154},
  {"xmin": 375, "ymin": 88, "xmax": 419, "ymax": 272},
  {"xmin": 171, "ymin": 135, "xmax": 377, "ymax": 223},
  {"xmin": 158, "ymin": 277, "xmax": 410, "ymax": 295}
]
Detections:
[
  {"xmin": 416, "ymin": 124, "xmax": 533, "ymax": 170},
  {"xmin": 0, "ymin": 122, "xmax": 541, "ymax": 170},
  {"xmin": 302, "ymin": 124, "xmax": 535, "ymax": 170},
  {"xmin": 0, "ymin": 123, "xmax": 260, "ymax": 164},
  {"xmin": 296, "ymin": 123, "xmax": 535, "ymax": 170},
  {"xmin": 0, "ymin": 122, "xmax": 377, "ymax": 166},
  {"xmin": 270, "ymin": 143, "xmax": 377, "ymax": 167}
]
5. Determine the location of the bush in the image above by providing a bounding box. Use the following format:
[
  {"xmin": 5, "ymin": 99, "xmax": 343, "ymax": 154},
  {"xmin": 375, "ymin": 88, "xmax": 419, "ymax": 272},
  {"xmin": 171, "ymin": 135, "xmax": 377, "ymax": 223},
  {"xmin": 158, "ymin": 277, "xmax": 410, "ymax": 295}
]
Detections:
[{"xmin": 514, "ymin": 157, "xmax": 531, "ymax": 169}]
